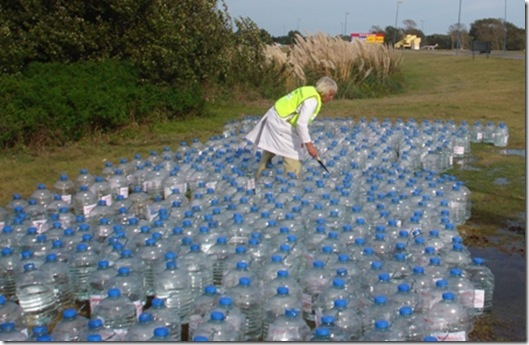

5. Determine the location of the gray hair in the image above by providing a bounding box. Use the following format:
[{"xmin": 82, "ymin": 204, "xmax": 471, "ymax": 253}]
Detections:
[{"xmin": 315, "ymin": 76, "xmax": 338, "ymax": 96}]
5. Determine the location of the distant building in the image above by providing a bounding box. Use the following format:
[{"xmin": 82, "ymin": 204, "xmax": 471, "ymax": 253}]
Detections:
[{"xmin": 350, "ymin": 33, "xmax": 385, "ymax": 44}]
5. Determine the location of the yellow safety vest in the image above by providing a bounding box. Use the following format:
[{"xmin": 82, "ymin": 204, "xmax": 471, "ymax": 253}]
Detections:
[{"xmin": 274, "ymin": 86, "xmax": 322, "ymax": 126}]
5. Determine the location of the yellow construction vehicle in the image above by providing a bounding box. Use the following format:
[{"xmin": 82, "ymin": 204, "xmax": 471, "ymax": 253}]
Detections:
[{"xmin": 394, "ymin": 34, "xmax": 421, "ymax": 50}]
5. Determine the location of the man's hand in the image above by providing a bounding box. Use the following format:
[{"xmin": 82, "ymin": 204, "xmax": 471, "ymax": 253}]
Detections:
[{"xmin": 304, "ymin": 142, "xmax": 318, "ymax": 158}]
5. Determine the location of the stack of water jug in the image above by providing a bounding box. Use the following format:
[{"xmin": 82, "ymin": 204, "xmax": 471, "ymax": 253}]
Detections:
[{"xmin": 0, "ymin": 116, "xmax": 505, "ymax": 341}]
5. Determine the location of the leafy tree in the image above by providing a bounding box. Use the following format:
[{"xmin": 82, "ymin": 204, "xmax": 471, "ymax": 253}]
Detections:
[
  {"xmin": 448, "ymin": 23, "xmax": 470, "ymax": 49},
  {"xmin": 470, "ymin": 18, "xmax": 525, "ymax": 50},
  {"xmin": 469, "ymin": 18, "xmax": 505, "ymax": 50},
  {"xmin": 0, "ymin": 0, "xmax": 235, "ymax": 87}
]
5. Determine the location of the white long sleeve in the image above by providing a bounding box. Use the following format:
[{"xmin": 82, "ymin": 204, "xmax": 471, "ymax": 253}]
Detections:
[{"xmin": 295, "ymin": 97, "xmax": 318, "ymax": 144}]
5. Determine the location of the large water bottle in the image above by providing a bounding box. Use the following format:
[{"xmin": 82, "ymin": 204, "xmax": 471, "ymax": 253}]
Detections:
[
  {"xmin": 223, "ymin": 261, "xmax": 257, "ymax": 291},
  {"xmin": 53, "ymin": 174, "xmax": 75, "ymax": 205},
  {"xmin": 124, "ymin": 312, "xmax": 165, "ymax": 341},
  {"xmin": 265, "ymin": 307, "xmax": 310, "ymax": 341},
  {"xmin": 73, "ymin": 185, "xmax": 98, "ymax": 218},
  {"xmin": 153, "ymin": 261, "xmax": 192, "ymax": 326},
  {"xmin": 74, "ymin": 169, "xmax": 95, "ymax": 189},
  {"xmin": 369, "ymin": 272, "xmax": 398, "ymax": 298},
  {"xmin": 50, "ymin": 308, "xmax": 89, "ymax": 341},
  {"xmin": 315, "ymin": 277, "xmax": 355, "ymax": 320},
  {"xmin": 188, "ymin": 285, "xmax": 220, "ymax": 339},
  {"xmin": 263, "ymin": 286, "xmax": 303, "ymax": 339},
  {"xmin": 259, "ymin": 253, "xmax": 287, "ymax": 284},
  {"xmin": 465, "ymin": 257, "xmax": 495, "ymax": 316},
  {"xmin": 308, "ymin": 326, "xmax": 333, "ymax": 341},
  {"xmin": 16, "ymin": 249, "xmax": 44, "ymax": 274},
  {"xmin": 493, "ymin": 121, "xmax": 509, "ymax": 147},
  {"xmin": 443, "ymin": 243, "xmax": 472, "ymax": 269},
  {"xmin": 0, "ymin": 247, "xmax": 18, "ymax": 301},
  {"xmin": 144, "ymin": 298, "xmax": 182, "ymax": 341},
  {"xmin": 193, "ymin": 311, "xmax": 241, "ymax": 341},
  {"xmin": 319, "ymin": 298, "xmax": 362, "ymax": 340},
  {"xmin": 0, "ymin": 321, "xmax": 29, "ymax": 341},
  {"xmin": 0, "ymin": 294, "xmax": 26, "ymax": 330},
  {"xmin": 30, "ymin": 183, "xmax": 55, "ymax": 209},
  {"xmin": 0, "ymin": 226, "xmax": 19, "ymax": 252},
  {"xmin": 104, "ymin": 266, "xmax": 146, "ymax": 317},
  {"xmin": 108, "ymin": 168, "xmax": 130, "ymax": 199},
  {"xmin": 138, "ymin": 238, "xmax": 164, "ymax": 296},
  {"xmin": 15, "ymin": 262, "xmax": 59, "ymax": 329},
  {"xmin": 29, "ymin": 325, "xmax": 51, "ymax": 341},
  {"xmin": 24, "ymin": 199, "xmax": 49, "ymax": 234},
  {"xmin": 207, "ymin": 236, "xmax": 232, "ymax": 287},
  {"xmin": 88, "ymin": 260, "xmax": 117, "ymax": 312},
  {"xmin": 69, "ymin": 243, "xmax": 99, "ymax": 304},
  {"xmin": 301, "ymin": 260, "xmax": 333, "ymax": 327},
  {"xmin": 424, "ymin": 291, "xmax": 472, "ymax": 341},
  {"xmin": 247, "ymin": 237, "xmax": 272, "ymax": 278},
  {"xmin": 360, "ymin": 319, "xmax": 406, "ymax": 341},
  {"xmin": 78, "ymin": 316, "xmax": 118, "ymax": 341},
  {"xmin": 211, "ymin": 296, "xmax": 247, "ymax": 338},
  {"xmin": 318, "ymin": 314, "xmax": 350, "ymax": 341},
  {"xmin": 265, "ymin": 269, "xmax": 303, "ymax": 302},
  {"xmin": 46, "ymin": 194, "xmax": 71, "ymax": 215},
  {"xmin": 361, "ymin": 294, "xmax": 397, "ymax": 334},
  {"xmin": 113, "ymin": 248, "xmax": 144, "ymax": 277},
  {"xmin": 91, "ymin": 288, "xmax": 137, "ymax": 341},
  {"xmin": 180, "ymin": 243, "xmax": 214, "ymax": 298},
  {"xmin": 388, "ymin": 282, "xmax": 419, "ymax": 312},
  {"xmin": 40, "ymin": 253, "xmax": 75, "ymax": 312},
  {"xmin": 392, "ymin": 305, "xmax": 430, "ymax": 341},
  {"xmin": 446, "ymin": 267, "xmax": 475, "ymax": 311},
  {"xmin": 88, "ymin": 200, "xmax": 114, "ymax": 226},
  {"xmin": 482, "ymin": 120, "xmax": 496, "ymax": 144},
  {"xmin": 227, "ymin": 277, "xmax": 263, "ymax": 341}
]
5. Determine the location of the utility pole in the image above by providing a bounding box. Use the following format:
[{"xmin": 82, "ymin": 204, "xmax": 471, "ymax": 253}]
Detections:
[
  {"xmin": 456, "ymin": 0, "xmax": 462, "ymax": 50},
  {"xmin": 344, "ymin": 12, "xmax": 350, "ymax": 36},
  {"xmin": 393, "ymin": 1, "xmax": 402, "ymax": 46},
  {"xmin": 503, "ymin": 0, "xmax": 508, "ymax": 51}
]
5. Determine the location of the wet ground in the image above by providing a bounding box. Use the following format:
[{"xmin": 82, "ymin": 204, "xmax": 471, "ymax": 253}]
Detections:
[{"xmin": 457, "ymin": 149, "xmax": 526, "ymax": 341}]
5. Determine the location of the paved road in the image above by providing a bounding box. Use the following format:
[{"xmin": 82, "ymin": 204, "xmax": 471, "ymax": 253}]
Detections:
[{"xmin": 400, "ymin": 49, "xmax": 525, "ymax": 60}]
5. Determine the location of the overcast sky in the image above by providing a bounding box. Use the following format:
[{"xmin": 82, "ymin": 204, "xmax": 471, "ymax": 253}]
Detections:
[{"xmin": 222, "ymin": 0, "xmax": 526, "ymax": 37}]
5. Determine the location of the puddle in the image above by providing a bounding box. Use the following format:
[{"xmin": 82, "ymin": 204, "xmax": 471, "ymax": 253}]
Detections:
[
  {"xmin": 468, "ymin": 245, "xmax": 527, "ymax": 341},
  {"xmin": 498, "ymin": 149, "xmax": 525, "ymax": 157},
  {"xmin": 453, "ymin": 156, "xmax": 483, "ymax": 171},
  {"xmin": 493, "ymin": 177, "xmax": 510, "ymax": 185}
]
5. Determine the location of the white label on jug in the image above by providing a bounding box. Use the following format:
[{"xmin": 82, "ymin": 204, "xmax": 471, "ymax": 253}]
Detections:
[
  {"xmin": 134, "ymin": 300, "xmax": 143, "ymax": 318},
  {"xmin": 431, "ymin": 331, "xmax": 466, "ymax": 341},
  {"xmin": 101, "ymin": 194, "xmax": 112, "ymax": 206},
  {"xmin": 247, "ymin": 178, "xmax": 256, "ymax": 190},
  {"xmin": 32, "ymin": 219, "xmax": 48, "ymax": 233},
  {"xmin": 61, "ymin": 194, "xmax": 72, "ymax": 204},
  {"xmin": 453, "ymin": 146, "xmax": 465, "ymax": 155},
  {"xmin": 119, "ymin": 187, "xmax": 129, "ymax": 198},
  {"xmin": 473, "ymin": 289, "xmax": 485, "ymax": 308},
  {"xmin": 83, "ymin": 203, "xmax": 97, "ymax": 217},
  {"xmin": 302, "ymin": 293, "xmax": 312, "ymax": 313},
  {"xmin": 90, "ymin": 294, "xmax": 105, "ymax": 311}
]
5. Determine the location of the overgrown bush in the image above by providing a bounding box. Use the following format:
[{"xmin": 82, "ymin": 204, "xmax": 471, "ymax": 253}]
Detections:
[
  {"xmin": 0, "ymin": 0, "xmax": 234, "ymax": 87},
  {"xmin": 0, "ymin": 60, "xmax": 203, "ymax": 148},
  {"xmin": 265, "ymin": 33, "xmax": 404, "ymax": 99}
]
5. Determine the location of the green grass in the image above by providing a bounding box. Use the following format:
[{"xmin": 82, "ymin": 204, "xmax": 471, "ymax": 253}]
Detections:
[{"xmin": 0, "ymin": 50, "xmax": 525, "ymax": 241}]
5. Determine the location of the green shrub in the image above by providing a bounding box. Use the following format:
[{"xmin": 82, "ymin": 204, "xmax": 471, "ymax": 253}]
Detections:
[{"xmin": 0, "ymin": 60, "xmax": 204, "ymax": 148}]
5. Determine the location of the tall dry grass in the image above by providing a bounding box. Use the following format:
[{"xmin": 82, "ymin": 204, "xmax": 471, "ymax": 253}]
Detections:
[{"xmin": 264, "ymin": 32, "xmax": 404, "ymax": 98}]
